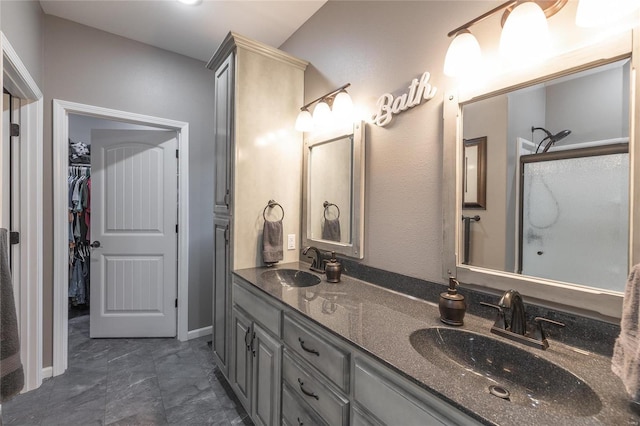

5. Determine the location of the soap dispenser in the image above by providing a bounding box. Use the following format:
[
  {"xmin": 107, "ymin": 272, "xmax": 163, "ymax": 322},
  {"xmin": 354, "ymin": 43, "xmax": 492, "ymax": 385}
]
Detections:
[
  {"xmin": 439, "ymin": 277, "xmax": 466, "ymax": 326},
  {"xmin": 325, "ymin": 251, "xmax": 342, "ymax": 283}
]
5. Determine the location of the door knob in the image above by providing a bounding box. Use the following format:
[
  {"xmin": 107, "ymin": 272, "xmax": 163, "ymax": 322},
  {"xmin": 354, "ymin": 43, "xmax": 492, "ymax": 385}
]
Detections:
[{"xmin": 90, "ymin": 241, "xmax": 101, "ymax": 248}]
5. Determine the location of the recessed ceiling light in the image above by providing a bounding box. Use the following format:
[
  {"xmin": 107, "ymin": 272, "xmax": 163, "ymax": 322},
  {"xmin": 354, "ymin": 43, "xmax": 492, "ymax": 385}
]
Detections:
[{"xmin": 178, "ymin": 0, "xmax": 202, "ymax": 5}]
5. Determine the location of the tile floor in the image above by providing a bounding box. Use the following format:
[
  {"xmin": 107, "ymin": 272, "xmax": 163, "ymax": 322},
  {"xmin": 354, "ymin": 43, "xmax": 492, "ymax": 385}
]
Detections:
[{"xmin": 1, "ymin": 315, "xmax": 252, "ymax": 425}]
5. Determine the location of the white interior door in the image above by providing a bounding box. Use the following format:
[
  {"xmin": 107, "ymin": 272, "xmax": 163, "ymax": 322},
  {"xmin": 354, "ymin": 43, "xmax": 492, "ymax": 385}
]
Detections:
[{"xmin": 90, "ymin": 129, "xmax": 178, "ymax": 337}]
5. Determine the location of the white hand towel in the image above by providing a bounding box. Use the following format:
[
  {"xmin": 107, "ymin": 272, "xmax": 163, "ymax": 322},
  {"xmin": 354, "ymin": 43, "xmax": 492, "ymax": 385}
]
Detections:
[{"xmin": 612, "ymin": 263, "xmax": 640, "ymax": 401}]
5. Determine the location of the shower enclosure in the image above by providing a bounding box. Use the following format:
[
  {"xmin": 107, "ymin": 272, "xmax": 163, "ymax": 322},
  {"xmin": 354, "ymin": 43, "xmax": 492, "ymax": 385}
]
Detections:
[{"xmin": 519, "ymin": 143, "xmax": 629, "ymax": 292}]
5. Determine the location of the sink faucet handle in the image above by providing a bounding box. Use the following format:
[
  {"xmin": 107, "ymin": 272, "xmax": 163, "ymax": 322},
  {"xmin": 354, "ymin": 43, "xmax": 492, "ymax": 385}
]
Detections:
[
  {"xmin": 480, "ymin": 302, "xmax": 506, "ymax": 330},
  {"xmin": 533, "ymin": 317, "xmax": 565, "ymax": 342},
  {"xmin": 480, "ymin": 302, "xmax": 502, "ymax": 311}
]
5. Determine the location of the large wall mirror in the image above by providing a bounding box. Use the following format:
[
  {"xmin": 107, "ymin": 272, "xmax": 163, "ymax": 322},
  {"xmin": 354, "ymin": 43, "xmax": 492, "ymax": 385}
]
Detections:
[
  {"xmin": 443, "ymin": 31, "xmax": 639, "ymax": 320},
  {"xmin": 302, "ymin": 121, "xmax": 365, "ymax": 258}
]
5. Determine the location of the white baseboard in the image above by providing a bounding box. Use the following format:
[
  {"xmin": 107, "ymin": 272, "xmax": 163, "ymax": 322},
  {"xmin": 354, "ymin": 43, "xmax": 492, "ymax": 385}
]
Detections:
[
  {"xmin": 41, "ymin": 366, "xmax": 53, "ymax": 379},
  {"xmin": 187, "ymin": 325, "xmax": 212, "ymax": 340}
]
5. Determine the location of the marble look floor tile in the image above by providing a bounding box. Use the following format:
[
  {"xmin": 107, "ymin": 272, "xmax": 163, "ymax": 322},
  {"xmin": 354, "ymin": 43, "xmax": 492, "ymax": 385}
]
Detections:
[
  {"xmin": 105, "ymin": 373, "xmax": 166, "ymax": 425},
  {"xmin": 47, "ymin": 370, "xmax": 107, "ymax": 410},
  {"xmin": 105, "ymin": 410, "xmax": 168, "ymax": 426},
  {"xmin": 158, "ymin": 376, "xmax": 213, "ymax": 410},
  {"xmin": 163, "ymin": 388, "xmax": 226, "ymax": 425},
  {"xmin": 1, "ymin": 316, "xmax": 252, "ymax": 426},
  {"xmin": 40, "ymin": 407, "xmax": 105, "ymax": 426}
]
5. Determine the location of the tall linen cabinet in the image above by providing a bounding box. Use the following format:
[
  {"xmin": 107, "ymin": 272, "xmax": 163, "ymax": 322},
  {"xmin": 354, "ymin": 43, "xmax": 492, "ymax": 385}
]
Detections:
[{"xmin": 206, "ymin": 32, "xmax": 307, "ymax": 385}]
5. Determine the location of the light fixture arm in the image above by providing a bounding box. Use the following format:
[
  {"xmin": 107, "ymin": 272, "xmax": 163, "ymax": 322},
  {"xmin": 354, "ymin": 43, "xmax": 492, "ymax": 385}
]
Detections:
[
  {"xmin": 447, "ymin": 0, "xmax": 517, "ymax": 37},
  {"xmin": 300, "ymin": 83, "xmax": 351, "ymax": 111}
]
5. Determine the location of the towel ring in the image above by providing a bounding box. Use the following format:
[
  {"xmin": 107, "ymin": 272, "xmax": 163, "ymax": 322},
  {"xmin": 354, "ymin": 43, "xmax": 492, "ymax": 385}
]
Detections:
[
  {"xmin": 263, "ymin": 200, "xmax": 285, "ymax": 222},
  {"xmin": 323, "ymin": 201, "xmax": 340, "ymax": 220}
]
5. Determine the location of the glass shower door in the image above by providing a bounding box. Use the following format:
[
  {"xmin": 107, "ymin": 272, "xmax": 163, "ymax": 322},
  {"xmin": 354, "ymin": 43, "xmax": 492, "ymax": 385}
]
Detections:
[{"xmin": 520, "ymin": 148, "xmax": 629, "ymax": 292}]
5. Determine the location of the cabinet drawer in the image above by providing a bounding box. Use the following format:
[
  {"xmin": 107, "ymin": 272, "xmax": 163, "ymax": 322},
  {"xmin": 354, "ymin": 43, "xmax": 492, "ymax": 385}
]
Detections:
[
  {"xmin": 283, "ymin": 314, "xmax": 349, "ymax": 391},
  {"xmin": 354, "ymin": 359, "xmax": 481, "ymax": 426},
  {"xmin": 233, "ymin": 280, "xmax": 281, "ymax": 337},
  {"xmin": 282, "ymin": 351, "xmax": 349, "ymax": 426},
  {"xmin": 282, "ymin": 382, "xmax": 327, "ymax": 426}
]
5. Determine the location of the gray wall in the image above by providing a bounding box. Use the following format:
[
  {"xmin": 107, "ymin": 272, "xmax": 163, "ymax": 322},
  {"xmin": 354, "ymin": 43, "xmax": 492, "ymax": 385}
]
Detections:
[
  {"xmin": 69, "ymin": 114, "xmax": 162, "ymax": 144},
  {"xmin": 462, "ymin": 96, "xmax": 508, "ymax": 271},
  {"xmin": 1, "ymin": 0, "xmax": 44, "ymax": 89},
  {"xmin": 42, "ymin": 16, "xmax": 215, "ymax": 366},
  {"xmin": 546, "ymin": 65, "xmax": 629, "ymax": 144},
  {"xmin": 280, "ymin": 1, "xmax": 491, "ymax": 282}
]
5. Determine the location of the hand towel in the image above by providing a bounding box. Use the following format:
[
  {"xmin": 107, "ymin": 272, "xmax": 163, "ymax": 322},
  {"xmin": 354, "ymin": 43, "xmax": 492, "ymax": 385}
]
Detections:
[
  {"xmin": 322, "ymin": 218, "xmax": 341, "ymax": 242},
  {"xmin": 0, "ymin": 228, "xmax": 24, "ymax": 402},
  {"xmin": 262, "ymin": 220, "xmax": 283, "ymax": 265},
  {"xmin": 612, "ymin": 263, "xmax": 640, "ymax": 401}
]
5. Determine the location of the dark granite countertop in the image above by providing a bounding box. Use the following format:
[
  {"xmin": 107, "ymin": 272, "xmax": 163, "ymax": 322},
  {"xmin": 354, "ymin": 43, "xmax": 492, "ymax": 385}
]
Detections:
[{"xmin": 233, "ymin": 262, "xmax": 639, "ymax": 426}]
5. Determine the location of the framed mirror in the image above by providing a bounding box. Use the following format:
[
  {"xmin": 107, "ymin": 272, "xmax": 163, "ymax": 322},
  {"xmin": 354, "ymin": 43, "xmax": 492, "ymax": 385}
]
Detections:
[
  {"xmin": 302, "ymin": 121, "xmax": 365, "ymax": 258},
  {"xmin": 463, "ymin": 136, "xmax": 487, "ymax": 209},
  {"xmin": 443, "ymin": 31, "xmax": 639, "ymax": 320}
]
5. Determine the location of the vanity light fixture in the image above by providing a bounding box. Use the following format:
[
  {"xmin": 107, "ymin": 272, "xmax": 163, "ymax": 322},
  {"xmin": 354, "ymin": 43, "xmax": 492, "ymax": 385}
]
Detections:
[
  {"xmin": 295, "ymin": 83, "xmax": 352, "ymax": 132},
  {"xmin": 177, "ymin": 0, "xmax": 202, "ymax": 5},
  {"xmin": 444, "ymin": 1, "xmax": 566, "ymax": 77},
  {"xmin": 499, "ymin": 2, "xmax": 551, "ymax": 65}
]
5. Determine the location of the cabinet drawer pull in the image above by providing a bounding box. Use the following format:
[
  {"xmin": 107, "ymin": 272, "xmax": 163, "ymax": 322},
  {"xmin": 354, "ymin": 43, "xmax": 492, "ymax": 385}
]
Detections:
[
  {"xmin": 297, "ymin": 378, "xmax": 319, "ymax": 400},
  {"xmin": 244, "ymin": 326, "xmax": 251, "ymax": 350},
  {"xmin": 298, "ymin": 337, "xmax": 320, "ymax": 356},
  {"xmin": 251, "ymin": 331, "xmax": 256, "ymax": 357}
]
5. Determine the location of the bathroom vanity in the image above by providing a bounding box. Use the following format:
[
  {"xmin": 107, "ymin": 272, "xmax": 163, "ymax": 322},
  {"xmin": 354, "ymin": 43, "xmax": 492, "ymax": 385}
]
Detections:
[{"xmin": 230, "ymin": 262, "xmax": 638, "ymax": 426}]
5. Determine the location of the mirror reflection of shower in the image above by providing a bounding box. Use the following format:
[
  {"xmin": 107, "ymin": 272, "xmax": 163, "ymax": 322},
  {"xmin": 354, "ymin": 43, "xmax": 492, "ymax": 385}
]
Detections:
[{"xmin": 531, "ymin": 126, "xmax": 572, "ymax": 153}]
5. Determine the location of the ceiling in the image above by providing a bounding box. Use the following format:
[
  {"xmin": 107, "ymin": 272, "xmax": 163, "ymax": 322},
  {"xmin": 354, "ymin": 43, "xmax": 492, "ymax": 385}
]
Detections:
[{"xmin": 39, "ymin": 0, "xmax": 326, "ymax": 62}]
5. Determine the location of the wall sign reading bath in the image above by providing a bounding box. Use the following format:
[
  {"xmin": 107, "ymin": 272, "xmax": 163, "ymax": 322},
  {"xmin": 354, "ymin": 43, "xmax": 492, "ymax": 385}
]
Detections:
[{"xmin": 372, "ymin": 71, "xmax": 437, "ymax": 127}]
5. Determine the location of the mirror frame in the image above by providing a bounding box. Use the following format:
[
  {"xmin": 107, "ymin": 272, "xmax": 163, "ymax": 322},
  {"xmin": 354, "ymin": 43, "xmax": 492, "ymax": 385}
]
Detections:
[
  {"xmin": 443, "ymin": 30, "xmax": 639, "ymax": 320},
  {"xmin": 302, "ymin": 120, "xmax": 365, "ymax": 258}
]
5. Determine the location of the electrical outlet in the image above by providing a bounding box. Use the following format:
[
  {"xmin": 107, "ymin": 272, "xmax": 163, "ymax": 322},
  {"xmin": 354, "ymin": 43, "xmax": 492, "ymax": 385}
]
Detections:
[{"xmin": 287, "ymin": 234, "xmax": 296, "ymax": 250}]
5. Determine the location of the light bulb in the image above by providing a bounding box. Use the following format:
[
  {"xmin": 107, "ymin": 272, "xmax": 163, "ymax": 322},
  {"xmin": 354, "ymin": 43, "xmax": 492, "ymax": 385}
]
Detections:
[
  {"xmin": 295, "ymin": 109, "xmax": 314, "ymax": 132},
  {"xmin": 312, "ymin": 101, "xmax": 332, "ymax": 129},
  {"xmin": 500, "ymin": 2, "xmax": 551, "ymax": 67},
  {"xmin": 332, "ymin": 91, "xmax": 354, "ymax": 124},
  {"xmin": 444, "ymin": 30, "xmax": 482, "ymax": 78}
]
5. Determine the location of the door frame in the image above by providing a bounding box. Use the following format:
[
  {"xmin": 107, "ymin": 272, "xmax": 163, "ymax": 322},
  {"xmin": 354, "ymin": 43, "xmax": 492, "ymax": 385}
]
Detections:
[
  {"xmin": 52, "ymin": 100, "xmax": 190, "ymax": 376},
  {"xmin": 1, "ymin": 32, "xmax": 44, "ymax": 393}
]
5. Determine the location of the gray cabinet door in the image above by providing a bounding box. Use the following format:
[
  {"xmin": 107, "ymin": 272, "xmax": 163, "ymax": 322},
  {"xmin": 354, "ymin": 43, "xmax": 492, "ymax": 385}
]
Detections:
[
  {"xmin": 213, "ymin": 53, "xmax": 233, "ymax": 216},
  {"xmin": 231, "ymin": 307, "xmax": 252, "ymax": 412},
  {"xmin": 251, "ymin": 323, "xmax": 282, "ymax": 426},
  {"xmin": 212, "ymin": 217, "xmax": 230, "ymax": 376}
]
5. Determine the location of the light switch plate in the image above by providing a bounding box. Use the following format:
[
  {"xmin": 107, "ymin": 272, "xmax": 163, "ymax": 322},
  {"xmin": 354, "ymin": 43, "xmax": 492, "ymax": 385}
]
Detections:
[{"xmin": 287, "ymin": 234, "xmax": 296, "ymax": 250}]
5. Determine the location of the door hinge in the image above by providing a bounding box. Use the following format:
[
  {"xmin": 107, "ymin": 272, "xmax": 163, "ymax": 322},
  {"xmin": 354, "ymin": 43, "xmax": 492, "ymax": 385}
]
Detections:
[
  {"xmin": 175, "ymin": 298, "xmax": 178, "ymax": 308},
  {"xmin": 224, "ymin": 226, "xmax": 230, "ymax": 243},
  {"xmin": 224, "ymin": 189, "xmax": 230, "ymax": 206},
  {"xmin": 175, "ymin": 149, "xmax": 179, "ymax": 159},
  {"xmin": 10, "ymin": 123, "xmax": 19, "ymax": 137},
  {"xmin": 175, "ymin": 224, "xmax": 179, "ymax": 234},
  {"xmin": 9, "ymin": 231, "xmax": 19, "ymax": 245}
]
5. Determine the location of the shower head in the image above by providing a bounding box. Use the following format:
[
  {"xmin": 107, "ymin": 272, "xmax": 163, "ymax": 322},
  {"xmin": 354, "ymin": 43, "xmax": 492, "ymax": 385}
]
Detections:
[
  {"xmin": 542, "ymin": 129, "xmax": 572, "ymax": 153},
  {"xmin": 531, "ymin": 126, "xmax": 572, "ymax": 153}
]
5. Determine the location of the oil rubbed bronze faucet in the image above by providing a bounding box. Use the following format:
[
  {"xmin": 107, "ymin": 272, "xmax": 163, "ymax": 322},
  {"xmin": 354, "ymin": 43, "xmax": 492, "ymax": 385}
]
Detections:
[
  {"xmin": 498, "ymin": 289, "xmax": 527, "ymax": 335},
  {"xmin": 481, "ymin": 289, "xmax": 565, "ymax": 350},
  {"xmin": 302, "ymin": 246, "xmax": 327, "ymax": 273}
]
